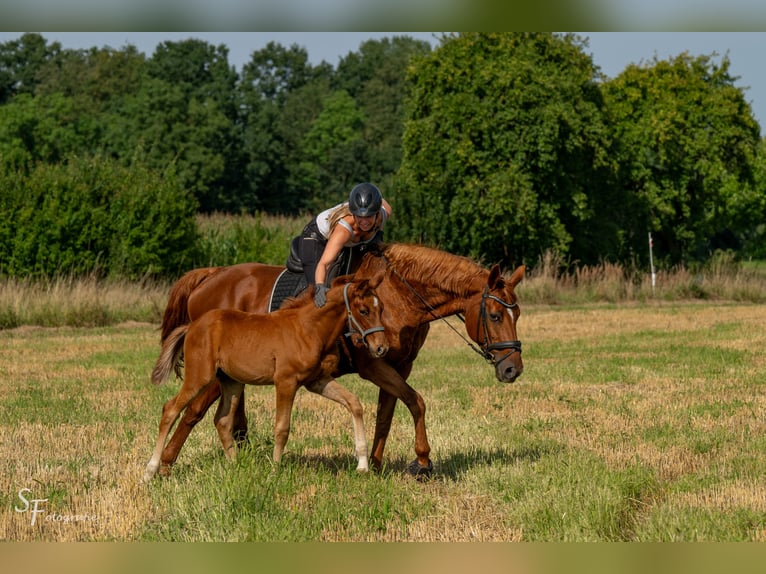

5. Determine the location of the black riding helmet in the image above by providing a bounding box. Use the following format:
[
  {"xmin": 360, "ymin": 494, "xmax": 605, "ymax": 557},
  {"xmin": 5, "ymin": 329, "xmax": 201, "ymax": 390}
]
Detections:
[{"xmin": 348, "ymin": 183, "xmax": 383, "ymax": 217}]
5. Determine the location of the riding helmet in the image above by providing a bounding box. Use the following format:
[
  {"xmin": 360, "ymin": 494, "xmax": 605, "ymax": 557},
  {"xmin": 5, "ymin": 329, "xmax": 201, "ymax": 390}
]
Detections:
[{"xmin": 348, "ymin": 183, "xmax": 383, "ymax": 217}]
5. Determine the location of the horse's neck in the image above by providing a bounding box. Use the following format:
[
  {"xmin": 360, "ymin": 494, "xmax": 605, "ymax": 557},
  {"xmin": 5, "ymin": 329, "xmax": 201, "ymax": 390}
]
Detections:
[
  {"xmin": 402, "ymin": 276, "xmax": 481, "ymax": 319},
  {"xmin": 381, "ymin": 251, "xmax": 487, "ymax": 320}
]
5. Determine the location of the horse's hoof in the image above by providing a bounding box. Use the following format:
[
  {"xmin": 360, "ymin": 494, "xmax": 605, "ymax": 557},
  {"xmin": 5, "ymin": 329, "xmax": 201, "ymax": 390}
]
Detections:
[{"xmin": 407, "ymin": 459, "xmax": 433, "ymax": 480}]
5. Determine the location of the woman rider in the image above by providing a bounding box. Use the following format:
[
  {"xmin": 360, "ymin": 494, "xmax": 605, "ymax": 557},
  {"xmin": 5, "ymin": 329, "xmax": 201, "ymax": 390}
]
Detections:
[{"xmin": 298, "ymin": 183, "xmax": 392, "ymax": 307}]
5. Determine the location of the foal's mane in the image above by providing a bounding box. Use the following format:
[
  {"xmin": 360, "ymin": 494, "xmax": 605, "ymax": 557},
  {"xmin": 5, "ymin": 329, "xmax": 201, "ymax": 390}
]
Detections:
[
  {"xmin": 377, "ymin": 243, "xmax": 488, "ymax": 297},
  {"xmin": 280, "ymin": 288, "xmax": 314, "ymax": 310}
]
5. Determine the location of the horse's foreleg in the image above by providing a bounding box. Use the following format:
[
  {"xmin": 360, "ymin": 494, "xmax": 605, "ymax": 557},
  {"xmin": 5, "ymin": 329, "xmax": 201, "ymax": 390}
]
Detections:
[
  {"xmin": 214, "ymin": 379, "xmax": 245, "ymax": 459},
  {"xmin": 370, "ymin": 388, "xmax": 397, "ymax": 472},
  {"xmin": 306, "ymin": 377, "xmax": 369, "ymax": 472},
  {"xmin": 272, "ymin": 382, "xmax": 298, "ymax": 464},
  {"xmin": 363, "ymin": 364, "xmax": 432, "ymax": 478},
  {"xmin": 159, "ymin": 381, "xmax": 222, "ymax": 475}
]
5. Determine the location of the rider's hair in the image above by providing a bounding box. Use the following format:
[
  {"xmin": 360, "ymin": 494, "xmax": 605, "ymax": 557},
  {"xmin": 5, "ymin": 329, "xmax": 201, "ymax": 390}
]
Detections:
[{"xmin": 327, "ymin": 203, "xmax": 380, "ymax": 234}]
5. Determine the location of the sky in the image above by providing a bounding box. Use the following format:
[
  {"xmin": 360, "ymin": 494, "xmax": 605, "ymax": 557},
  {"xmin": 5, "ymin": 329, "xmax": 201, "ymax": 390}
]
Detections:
[{"xmin": 1, "ymin": 31, "xmax": 764, "ymax": 133}]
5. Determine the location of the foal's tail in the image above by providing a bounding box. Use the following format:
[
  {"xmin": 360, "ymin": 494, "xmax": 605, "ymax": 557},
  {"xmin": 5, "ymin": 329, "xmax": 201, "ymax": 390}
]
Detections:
[
  {"xmin": 160, "ymin": 266, "xmax": 219, "ymax": 343},
  {"xmin": 152, "ymin": 325, "xmax": 188, "ymax": 386}
]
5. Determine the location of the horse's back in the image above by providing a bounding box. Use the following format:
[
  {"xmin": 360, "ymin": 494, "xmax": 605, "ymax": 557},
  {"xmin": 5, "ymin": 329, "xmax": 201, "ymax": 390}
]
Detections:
[{"xmin": 187, "ymin": 262, "xmax": 283, "ymax": 322}]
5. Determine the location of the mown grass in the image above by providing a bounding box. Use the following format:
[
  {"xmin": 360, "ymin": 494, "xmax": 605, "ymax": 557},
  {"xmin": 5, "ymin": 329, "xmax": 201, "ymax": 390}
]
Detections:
[{"xmin": 2, "ymin": 301, "xmax": 766, "ymax": 541}]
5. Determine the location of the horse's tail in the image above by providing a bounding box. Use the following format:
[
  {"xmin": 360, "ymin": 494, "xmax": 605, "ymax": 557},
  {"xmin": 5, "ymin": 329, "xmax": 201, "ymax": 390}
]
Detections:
[
  {"xmin": 160, "ymin": 267, "xmax": 219, "ymax": 343},
  {"xmin": 152, "ymin": 325, "xmax": 188, "ymax": 385}
]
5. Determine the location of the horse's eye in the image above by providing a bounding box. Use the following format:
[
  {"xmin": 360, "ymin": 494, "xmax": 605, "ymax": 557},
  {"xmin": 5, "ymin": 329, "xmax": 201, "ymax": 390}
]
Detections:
[
  {"xmin": 360, "ymin": 308, "xmax": 369, "ymax": 316},
  {"xmin": 490, "ymin": 312, "xmax": 502, "ymax": 323}
]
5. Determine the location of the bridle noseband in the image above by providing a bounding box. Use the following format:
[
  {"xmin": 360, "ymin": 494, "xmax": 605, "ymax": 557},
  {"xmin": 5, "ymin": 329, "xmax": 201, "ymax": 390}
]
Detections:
[
  {"xmin": 343, "ymin": 282, "xmax": 385, "ymax": 346},
  {"xmin": 475, "ymin": 286, "xmax": 522, "ymax": 366}
]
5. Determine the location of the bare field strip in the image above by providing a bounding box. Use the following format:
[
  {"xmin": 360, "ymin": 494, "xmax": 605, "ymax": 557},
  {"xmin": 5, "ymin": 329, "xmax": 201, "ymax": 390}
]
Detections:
[{"xmin": 2, "ymin": 303, "xmax": 766, "ymax": 541}]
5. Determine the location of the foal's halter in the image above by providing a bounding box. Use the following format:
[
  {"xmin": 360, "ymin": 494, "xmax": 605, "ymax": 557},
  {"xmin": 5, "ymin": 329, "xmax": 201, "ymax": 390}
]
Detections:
[
  {"xmin": 343, "ymin": 282, "xmax": 385, "ymax": 346},
  {"xmin": 385, "ymin": 259, "xmax": 522, "ymax": 368}
]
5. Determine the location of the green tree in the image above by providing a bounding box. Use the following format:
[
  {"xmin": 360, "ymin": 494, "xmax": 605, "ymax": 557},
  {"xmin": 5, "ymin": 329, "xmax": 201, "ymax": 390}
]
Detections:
[
  {"xmin": 292, "ymin": 90, "xmax": 366, "ymax": 211},
  {"xmin": 740, "ymin": 137, "xmax": 766, "ymax": 259},
  {"xmin": 106, "ymin": 39, "xmax": 243, "ymax": 213},
  {"xmin": 602, "ymin": 53, "xmax": 762, "ymax": 264},
  {"xmin": 0, "ymin": 32, "xmax": 61, "ymax": 104},
  {"xmin": 0, "ymin": 92, "xmax": 102, "ymax": 169},
  {"xmin": 394, "ymin": 32, "xmax": 611, "ymax": 267},
  {"xmin": 0, "ymin": 155, "xmax": 199, "ymax": 279},
  {"xmin": 238, "ymin": 42, "xmax": 333, "ymax": 213},
  {"xmin": 334, "ymin": 36, "xmax": 432, "ymax": 193}
]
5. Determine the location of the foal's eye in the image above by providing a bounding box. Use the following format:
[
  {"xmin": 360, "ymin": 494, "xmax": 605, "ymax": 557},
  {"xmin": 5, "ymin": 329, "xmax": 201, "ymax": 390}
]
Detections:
[{"xmin": 360, "ymin": 308, "xmax": 369, "ymax": 316}]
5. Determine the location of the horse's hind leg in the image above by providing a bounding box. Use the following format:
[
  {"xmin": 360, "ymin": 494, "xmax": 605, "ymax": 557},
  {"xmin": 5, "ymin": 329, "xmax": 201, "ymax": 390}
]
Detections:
[
  {"xmin": 144, "ymin": 379, "xmax": 208, "ymax": 482},
  {"xmin": 214, "ymin": 378, "xmax": 245, "ymax": 459},
  {"xmin": 306, "ymin": 377, "xmax": 369, "ymax": 472},
  {"xmin": 159, "ymin": 381, "xmax": 223, "ymax": 475}
]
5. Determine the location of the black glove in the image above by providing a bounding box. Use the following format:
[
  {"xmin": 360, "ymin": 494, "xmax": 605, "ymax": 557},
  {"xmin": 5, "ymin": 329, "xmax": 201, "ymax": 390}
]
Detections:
[{"xmin": 314, "ymin": 284, "xmax": 329, "ymax": 308}]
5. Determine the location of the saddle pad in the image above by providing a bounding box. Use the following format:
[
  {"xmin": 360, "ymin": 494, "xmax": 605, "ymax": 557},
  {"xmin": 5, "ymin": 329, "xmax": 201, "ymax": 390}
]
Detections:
[{"xmin": 269, "ymin": 269, "xmax": 308, "ymax": 312}]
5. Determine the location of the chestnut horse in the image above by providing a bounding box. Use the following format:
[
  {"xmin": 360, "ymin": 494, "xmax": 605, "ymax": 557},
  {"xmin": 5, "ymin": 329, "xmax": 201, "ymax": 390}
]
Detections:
[
  {"xmin": 157, "ymin": 243, "xmax": 525, "ymax": 477},
  {"xmin": 143, "ymin": 273, "xmax": 388, "ymax": 482}
]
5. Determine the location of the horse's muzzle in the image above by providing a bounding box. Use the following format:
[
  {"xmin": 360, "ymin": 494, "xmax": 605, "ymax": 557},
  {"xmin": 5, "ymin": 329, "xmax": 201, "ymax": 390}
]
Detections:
[
  {"xmin": 495, "ymin": 355, "xmax": 523, "ymax": 383},
  {"xmin": 370, "ymin": 342, "xmax": 389, "ymax": 359}
]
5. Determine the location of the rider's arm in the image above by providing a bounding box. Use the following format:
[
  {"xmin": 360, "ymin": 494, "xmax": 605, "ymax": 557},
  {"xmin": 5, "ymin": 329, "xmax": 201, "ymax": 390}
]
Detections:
[{"xmin": 315, "ymin": 221, "xmax": 352, "ymax": 286}]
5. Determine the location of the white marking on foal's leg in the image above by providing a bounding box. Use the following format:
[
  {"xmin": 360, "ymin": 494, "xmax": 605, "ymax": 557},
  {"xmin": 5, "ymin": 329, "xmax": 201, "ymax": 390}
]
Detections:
[
  {"xmin": 352, "ymin": 416, "xmax": 369, "ymax": 473},
  {"xmin": 143, "ymin": 456, "xmax": 160, "ymax": 482}
]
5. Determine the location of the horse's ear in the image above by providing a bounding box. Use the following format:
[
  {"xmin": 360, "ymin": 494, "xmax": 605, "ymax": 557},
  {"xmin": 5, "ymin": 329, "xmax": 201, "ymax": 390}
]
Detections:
[
  {"xmin": 332, "ymin": 274, "xmax": 354, "ymax": 287},
  {"xmin": 488, "ymin": 264, "xmax": 503, "ymax": 288},
  {"xmin": 508, "ymin": 265, "xmax": 525, "ymax": 288},
  {"xmin": 369, "ymin": 269, "xmax": 385, "ymax": 289}
]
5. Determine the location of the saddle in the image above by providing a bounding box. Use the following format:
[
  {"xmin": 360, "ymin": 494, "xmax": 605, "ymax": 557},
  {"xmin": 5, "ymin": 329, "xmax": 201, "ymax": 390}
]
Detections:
[
  {"xmin": 268, "ymin": 237, "xmax": 341, "ymax": 312},
  {"xmin": 270, "ymin": 233, "xmax": 384, "ymax": 313}
]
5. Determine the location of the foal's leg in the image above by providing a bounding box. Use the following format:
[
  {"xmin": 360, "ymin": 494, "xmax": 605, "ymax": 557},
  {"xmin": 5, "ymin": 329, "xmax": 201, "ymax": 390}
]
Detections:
[
  {"xmin": 214, "ymin": 378, "xmax": 246, "ymax": 459},
  {"xmin": 160, "ymin": 382, "xmax": 249, "ymax": 474},
  {"xmin": 306, "ymin": 377, "xmax": 369, "ymax": 472},
  {"xmin": 159, "ymin": 382, "xmax": 222, "ymax": 475},
  {"xmin": 144, "ymin": 379, "xmax": 209, "ymax": 482},
  {"xmin": 272, "ymin": 380, "xmax": 299, "ymax": 463}
]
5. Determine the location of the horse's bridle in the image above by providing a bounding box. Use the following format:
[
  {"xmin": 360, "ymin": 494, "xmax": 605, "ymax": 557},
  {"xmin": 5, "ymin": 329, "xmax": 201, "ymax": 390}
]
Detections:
[
  {"xmin": 343, "ymin": 282, "xmax": 385, "ymax": 347},
  {"xmin": 475, "ymin": 286, "xmax": 522, "ymax": 366}
]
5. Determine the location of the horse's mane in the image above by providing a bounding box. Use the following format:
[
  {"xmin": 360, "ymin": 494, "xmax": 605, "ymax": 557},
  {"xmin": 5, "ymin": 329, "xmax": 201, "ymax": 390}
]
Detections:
[
  {"xmin": 280, "ymin": 287, "xmax": 314, "ymax": 310},
  {"xmin": 375, "ymin": 243, "xmax": 488, "ymax": 296}
]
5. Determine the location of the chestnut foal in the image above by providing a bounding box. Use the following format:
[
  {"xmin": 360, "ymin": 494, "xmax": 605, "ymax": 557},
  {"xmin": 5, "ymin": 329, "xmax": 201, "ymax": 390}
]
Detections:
[{"xmin": 143, "ymin": 272, "xmax": 388, "ymax": 481}]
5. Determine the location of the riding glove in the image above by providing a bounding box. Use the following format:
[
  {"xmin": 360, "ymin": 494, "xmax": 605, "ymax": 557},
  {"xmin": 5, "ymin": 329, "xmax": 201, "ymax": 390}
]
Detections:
[{"xmin": 314, "ymin": 284, "xmax": 329, "ymax": 307}]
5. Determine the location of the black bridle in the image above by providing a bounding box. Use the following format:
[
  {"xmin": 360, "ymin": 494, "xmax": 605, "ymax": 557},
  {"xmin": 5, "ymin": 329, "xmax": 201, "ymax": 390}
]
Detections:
[
  {"xmin": 385, "ymin": 259, "xmax": 522, "ymax": 368},
  {"xmin": 474, "ymin": 286, "xmax": 522, "ymax": 365},
  {"xmin": 342, "ymin": 282, "xmax": 385, "ymax": 347}
]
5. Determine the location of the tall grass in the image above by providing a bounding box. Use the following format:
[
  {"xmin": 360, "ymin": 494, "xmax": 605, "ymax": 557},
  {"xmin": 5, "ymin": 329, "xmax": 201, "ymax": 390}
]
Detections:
[
  {"xmin": 195, "ymin": 212, "xmax": 303, "ymax": 267},
  {"xmin": 522, "ymin": 250, "xmax": 766, "ymax": 305},
  {"xmin": 0, "ymin": 274, "xmax": 168, "ymax": 329}
]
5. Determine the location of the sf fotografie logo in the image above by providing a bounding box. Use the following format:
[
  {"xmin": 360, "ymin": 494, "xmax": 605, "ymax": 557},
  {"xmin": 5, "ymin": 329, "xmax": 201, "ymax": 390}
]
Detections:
[{"xmin": 14, "ymin": 488, "xmax": 98, "ymax": 526}]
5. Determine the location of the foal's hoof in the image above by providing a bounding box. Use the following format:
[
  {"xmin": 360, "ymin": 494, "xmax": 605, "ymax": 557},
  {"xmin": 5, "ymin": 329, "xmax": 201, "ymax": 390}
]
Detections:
[{"xmin": 407, "ymin": 459, "xmax": 434, "ymax": 480}]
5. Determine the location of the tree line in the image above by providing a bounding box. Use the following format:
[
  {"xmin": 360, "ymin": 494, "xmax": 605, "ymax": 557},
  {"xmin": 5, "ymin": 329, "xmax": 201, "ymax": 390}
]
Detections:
[{"xmin": 1, "ymin": 32, "xmax": 764, "ymax": 279}]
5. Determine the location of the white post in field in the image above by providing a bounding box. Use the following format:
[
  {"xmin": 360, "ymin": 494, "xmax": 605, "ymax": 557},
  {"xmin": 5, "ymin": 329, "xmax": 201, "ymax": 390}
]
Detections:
[{"xmin": 648, "ymin": 232, "xmax": 656, "ymax": 294}]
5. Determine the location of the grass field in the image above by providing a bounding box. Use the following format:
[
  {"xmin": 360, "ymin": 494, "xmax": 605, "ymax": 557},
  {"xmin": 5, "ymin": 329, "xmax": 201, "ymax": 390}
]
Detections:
[{"xmin": 2, "ymin": 300, "xmax": 766, "ymax": 541}]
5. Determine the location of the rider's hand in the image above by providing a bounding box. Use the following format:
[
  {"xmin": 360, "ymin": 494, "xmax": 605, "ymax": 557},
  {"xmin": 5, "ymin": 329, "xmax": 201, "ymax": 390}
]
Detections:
[{"xmin": 314, "ymin": 284, "xmax": 329, "ymax": 308}]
